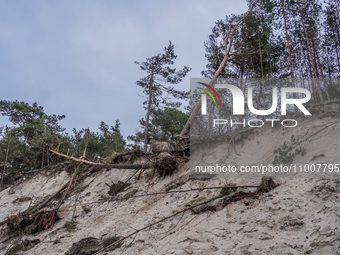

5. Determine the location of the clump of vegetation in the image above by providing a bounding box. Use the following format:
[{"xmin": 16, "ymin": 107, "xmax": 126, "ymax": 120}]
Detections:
[
  {"xmin": 0, "ymin": 100, "xmax": 126, "ymax": 187},
  {"xmin": 82, "ymin": 206, "xmax": 91, "ymax": 214},
  {"xmin": 12, "ymin": 196, "xmax": 32, "ymax": 204},
  {"xmin": 122, "ymin": 189, "xmax": 138, "ymax": 201},
  {"xmin": 107, "ymin": 181, "xmax": 131, "ymax": 196},
  {"xmin": 152, "ymin": 152, "xmax": 178, "ymax": 178},
  {"xmin": 5, "ymin": 239, "xmax": 40, "ymax": 255},
  {"xmin": 64, "ymin": 221, "xmax": 78, "ymax": 232},
  {"xmin": 186, "ymin": 196, "xmax": 207, "ymax": 206},
  {"xmin": 273, "ymin": 135, "xmax": 306, "ymax": 165},
  {"xmin": 220, "ymin": 183, "xmax": 237, "ymax": 195},
  {"xmin": 65, "ymin": 236, "xmax": 122, "ymax": 255}
]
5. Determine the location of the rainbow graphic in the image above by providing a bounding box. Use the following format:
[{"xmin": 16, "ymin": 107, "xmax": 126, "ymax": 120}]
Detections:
[{"xmin": 197, "ymin": 82, "xmax": 222, "ymax": 106}]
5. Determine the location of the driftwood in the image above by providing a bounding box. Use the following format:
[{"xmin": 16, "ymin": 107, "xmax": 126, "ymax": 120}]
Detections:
[{"xmin": 49, "ymin": 149, "xmax": 151, "ymax": 169}]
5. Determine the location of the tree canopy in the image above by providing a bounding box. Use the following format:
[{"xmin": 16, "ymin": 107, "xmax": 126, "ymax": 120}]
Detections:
[
  {"xmin": 135, "ymin": 41, "xmax": 191, "ymax": 151},
  {"xmin": 0, "ymin": 100, "xmax": 126, "ymax": 186}
]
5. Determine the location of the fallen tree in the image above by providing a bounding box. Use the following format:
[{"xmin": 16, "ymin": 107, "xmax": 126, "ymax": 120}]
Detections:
[
  {"xmin": 49, "ymin": 149, "xmax": 151, "ymax": 169},
  {"xmin": 179, "ymin": 0, "xmax": 259, "ymax": 136}
]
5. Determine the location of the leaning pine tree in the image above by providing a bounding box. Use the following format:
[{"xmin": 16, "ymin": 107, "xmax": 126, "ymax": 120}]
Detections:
[{"xmin": 135, "ymin": 41, "xmax": 191, "ymax": 151}]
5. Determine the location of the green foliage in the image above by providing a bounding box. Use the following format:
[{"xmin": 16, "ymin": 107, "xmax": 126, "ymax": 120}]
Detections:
[
  {"xmin": 64, "ymin": 221, "xmax": 78, "ymax": 232},
  {"xmin": 0, "ymin": 100, "xmax": 126, "ymax": 186},
  {"xmin": 126, "ymin": 132, "xmax": 144, "ymax": 150},
  {"xmin": 201, "ymin": 0, "xmax": 339, "ymax": 105},
  {"xmin": 322, "ymin": 0, "xmax": 340, "ymax": 78},
  {"xmin": 0, "ymin": 100, "xmax": 65, "ymax": 145},
  {"xmin": 70, "ymin": 120, "xmax": 126, "ymax": 160},
  {"xmin": 128, "ymin": 107, "xmax": 188, "ymax": 148},
  {"xmin": 99, "ymin": 120, "xmax": 126, "ymax": 155},
  {"xmin": 273, "ymin": 135, "xmax": 306, "ymax": 165},
  {"xmin": 135, "ymin": 41, "xmax": 191, "ymax": 108},
  {"xmin": 0, "ymin": 101, "xmax": 67, "ymax": 184},
  {"xmin": 148, "ymin": 108, "xmax": 188, "ymax": 141},
  {"xmin": 0, "ymin": 127, "xmax": 31, "ymax": 185},
  {"xmin": 202, "ymin": 11, "xmax": 284, "ymax": 79},
  {"xmin": 135, "ymin": 41, "xmax": 190, "ymax": 150}
]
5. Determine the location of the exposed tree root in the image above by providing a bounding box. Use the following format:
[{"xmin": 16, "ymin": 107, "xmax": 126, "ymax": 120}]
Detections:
[
  {"xmin": 109, "ymin": 150, "xmax": 152, "ymax": 164},
  {"xmin": 4, "ymin": 210, "xmax": 59, "ymax": 235},
  {"xmin": 151, "ymin": 152, "xmax": 178, "ymax": 178},
  {"xmin": 0, "ymin": 164, "xmax": 81, "ymax": 236}
]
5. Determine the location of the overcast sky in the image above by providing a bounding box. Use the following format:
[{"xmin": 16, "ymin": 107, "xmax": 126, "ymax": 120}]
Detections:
[{"xmin": 0, "ymin": 0, "xmax": 247, "ymax": 140}]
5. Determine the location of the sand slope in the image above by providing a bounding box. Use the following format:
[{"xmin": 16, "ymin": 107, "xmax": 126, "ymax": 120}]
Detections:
[{"xmin": 0, "ymin": 103, "xmax": 339, "ymax": 255}]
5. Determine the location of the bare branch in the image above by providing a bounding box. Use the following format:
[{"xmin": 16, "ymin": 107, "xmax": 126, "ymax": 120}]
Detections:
[{"xmin": 49, "ymin": 149, "xmax": 151, "ymax": 169}]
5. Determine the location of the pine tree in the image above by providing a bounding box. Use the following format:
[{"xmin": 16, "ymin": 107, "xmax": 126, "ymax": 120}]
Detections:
[{"xmin": 135, "ymin": 41, "xmax": 191, "ymax": 151}]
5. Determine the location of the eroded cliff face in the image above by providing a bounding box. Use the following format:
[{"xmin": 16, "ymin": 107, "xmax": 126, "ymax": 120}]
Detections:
[{"xmin": 1, "ymin": 103, "xmax": 339, "ymax": 255}]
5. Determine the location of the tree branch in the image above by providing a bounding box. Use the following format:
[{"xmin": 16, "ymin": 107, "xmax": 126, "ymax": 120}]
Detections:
[{"xmin": 49, "ymin": 149, "xmax": 151, "ymax": 169}]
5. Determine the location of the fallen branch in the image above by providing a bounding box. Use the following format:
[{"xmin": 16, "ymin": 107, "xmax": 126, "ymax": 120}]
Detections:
[
  {"xmin": 133, "ymin": 185, "xmax": 259, "ymax": 198},
  {"xmin": 93, "ymin": 194, "xmax": 226, "ymax": 255},
  {"xmin": 23, "ymin": 180, "xmax": 70, "ymax": 216},
  {"xmin": 81, "ymin": 170, "xmax": 104, "ymax": 191},
  {"xmin": 55, "ymin": 164, "xmax": 80, "ymax": 210},
  {"xmin": 300, "ymin": 120, "xmax": 340, "ymax": 144},
  {"xmin": 49, "ymin": 149, "xmax": 151, "ymax": 169},
  {"xmin": 93, "ymin": 177, "xmax": 277, "ymax": 254}
]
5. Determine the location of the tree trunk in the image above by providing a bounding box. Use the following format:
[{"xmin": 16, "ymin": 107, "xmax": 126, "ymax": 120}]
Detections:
[
  {"xmin": 281, "ymin": 0, "xmax": 295, "ymax": 80},
  {"xmin": 301, "ymin": 14, "xmax": 323, "ymax": 101},
  {"xmin": 0, "ymin": 137, "xmax": 10, "ymax": 187},
  {"xmin": 336, "ymin": 48, "xmax": 340, "ymax": 74},
  {"xmin": 179, "ymin": 1, "xmax": 258, "ymax": 136},
  {"xmin": 301, "ymin": 16, "xmax": 317, "ymax": 78},
  {"xmin": 144, "ymin": 69, "xmax": 154, "ymax": 151},
  {"xmin": 257, "ymin": 32, "xmax": 264, "ymax": 113},
  {"xmin": 335, "ymin": 4, "xmax": 340, "ymax": 72},
  {"xmin": 312, "ymin": 34, "xmax": 330, "ymax": 100}
]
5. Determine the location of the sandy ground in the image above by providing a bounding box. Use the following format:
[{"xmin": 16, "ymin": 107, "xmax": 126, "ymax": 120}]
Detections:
[{"xmin": 0, "ymin": 103, "xmax": 339, "ymax": 255}]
